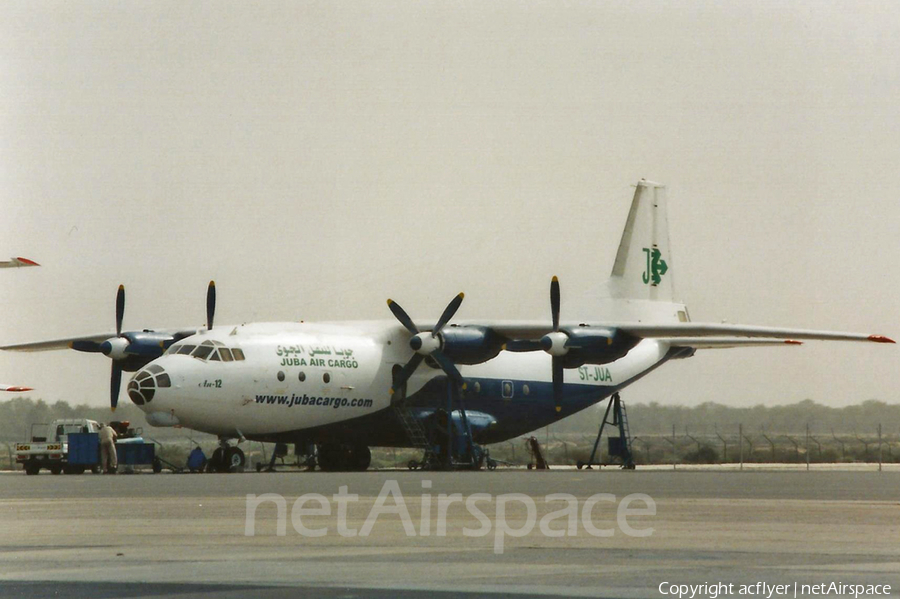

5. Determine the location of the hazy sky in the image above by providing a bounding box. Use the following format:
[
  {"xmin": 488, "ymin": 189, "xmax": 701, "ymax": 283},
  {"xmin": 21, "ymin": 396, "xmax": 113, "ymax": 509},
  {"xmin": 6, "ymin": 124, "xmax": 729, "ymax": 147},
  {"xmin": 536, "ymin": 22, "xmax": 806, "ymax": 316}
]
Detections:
[{"xmin": 2, "ymin": 1, "xmax": 898, "ymax": 410}]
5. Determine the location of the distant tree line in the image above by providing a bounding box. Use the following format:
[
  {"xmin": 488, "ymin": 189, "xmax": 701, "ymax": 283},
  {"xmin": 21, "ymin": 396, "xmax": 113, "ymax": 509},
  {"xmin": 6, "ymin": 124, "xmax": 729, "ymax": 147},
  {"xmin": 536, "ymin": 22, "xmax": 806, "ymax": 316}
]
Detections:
[
  {"xmin": 0, "ymin": 397, "xmax": 205, "ymax": 442},
  {"xmin": 2, "ymin": 396, "xmax": 899, "ymax": 443},
  {"xmin": 547, "ymin": 398, "xmax": 900, "ymax": 436}
]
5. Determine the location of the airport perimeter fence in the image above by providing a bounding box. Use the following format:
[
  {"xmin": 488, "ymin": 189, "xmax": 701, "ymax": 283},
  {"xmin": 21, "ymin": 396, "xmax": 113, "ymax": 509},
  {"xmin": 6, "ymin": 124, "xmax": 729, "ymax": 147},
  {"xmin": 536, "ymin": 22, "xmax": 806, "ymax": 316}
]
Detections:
[
  {"xmin": 480, "ymin": 425, "xmax": 900, "ymax": 468},
  {"xmin": 3, "ymin": 426, "xmax": 898, "ymax": 472}
]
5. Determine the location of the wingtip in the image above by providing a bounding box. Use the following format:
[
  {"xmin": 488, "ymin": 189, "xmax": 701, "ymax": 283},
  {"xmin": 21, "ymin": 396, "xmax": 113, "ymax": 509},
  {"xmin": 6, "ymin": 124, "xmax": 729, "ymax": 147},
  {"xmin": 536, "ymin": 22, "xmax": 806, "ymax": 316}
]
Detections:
[
  {"xmin": 868, "ymin": 335, "xmax": 896, "ymax": 344},
  {"xmin": 2, "ymin": 386, "xmax": 33, "ymax": 392},
  {"xmin": 551, "ymin": 275, "xmax": 559, "ymax": 283},
  {"xmin": 784, "ymin": 340, "xmax": 803, "ymax": 345},
  {"xmin": 16, "ymin": 257, "xmax": 39, "ymax": 266},
  {"xmin": 386, "ymin": 299, "xmax": 393, "ymax": 306}
]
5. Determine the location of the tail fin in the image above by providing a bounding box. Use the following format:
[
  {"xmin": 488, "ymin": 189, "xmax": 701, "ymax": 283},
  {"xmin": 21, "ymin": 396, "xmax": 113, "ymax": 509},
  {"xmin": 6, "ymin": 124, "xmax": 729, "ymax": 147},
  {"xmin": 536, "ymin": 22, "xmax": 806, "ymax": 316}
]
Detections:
[{"xmin": 603, "ymin": 180, "xmax": 675, "ymax": 303}]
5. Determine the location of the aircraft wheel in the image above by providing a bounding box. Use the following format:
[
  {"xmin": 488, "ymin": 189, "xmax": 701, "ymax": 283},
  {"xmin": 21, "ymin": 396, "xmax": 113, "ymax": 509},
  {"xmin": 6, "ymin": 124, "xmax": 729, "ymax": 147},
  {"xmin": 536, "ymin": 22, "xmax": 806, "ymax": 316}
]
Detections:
[
  {"xmin": 487, "ymin": 459, "xmax": 497, "ymax": 471},
  {"xmin": 208, "ymin": 447, "xmax": 224, "ymax": 473},
  {"xmin": 351, "ymin": 445, "xmax": 371, "ymax": 471},
  {"xmin": 225, "ymin": 447, "xmax": 245, "ymax": 473},
  {"xmin": 407, "ymin": 460, "xmax": 418, "ymax": 471},
  {"xmin": 152, "ymin": 457, "xmax": 163, "ymax": 473},
  {"xmin": 576, "ymin": 461, "xmax": 584, "ymax": 470},
  {"xmin": 317, "ymin": 444, "xmax": 346, "ymax": 471}
]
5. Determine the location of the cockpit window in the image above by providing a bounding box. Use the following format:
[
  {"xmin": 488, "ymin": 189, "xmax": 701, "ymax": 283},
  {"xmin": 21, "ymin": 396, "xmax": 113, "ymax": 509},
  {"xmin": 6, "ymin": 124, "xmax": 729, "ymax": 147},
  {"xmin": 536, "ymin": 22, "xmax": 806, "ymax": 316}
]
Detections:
[
  {"xmin": 167, "ymin": 341, "xmax": 244, "ymax": 362},
  {"xmin": 191, "ymin": 345, "xmax": 214, "ymax": 360}
]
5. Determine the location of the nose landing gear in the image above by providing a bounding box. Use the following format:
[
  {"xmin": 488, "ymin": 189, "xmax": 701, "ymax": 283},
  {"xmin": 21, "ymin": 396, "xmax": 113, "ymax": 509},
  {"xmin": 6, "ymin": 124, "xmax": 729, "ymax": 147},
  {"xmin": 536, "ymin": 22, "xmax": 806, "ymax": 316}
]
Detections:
[{"xmin": 207, "ymin": 439, "xmax": 246, "ymax": 473}]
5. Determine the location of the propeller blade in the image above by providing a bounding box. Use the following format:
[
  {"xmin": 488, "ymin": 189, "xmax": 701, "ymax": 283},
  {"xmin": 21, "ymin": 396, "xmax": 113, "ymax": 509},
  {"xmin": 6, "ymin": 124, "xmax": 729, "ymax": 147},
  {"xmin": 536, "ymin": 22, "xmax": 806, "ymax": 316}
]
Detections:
[
  {"xmin": 433, "ymin": 293, "xmax": 464, "ymax": 336},
  {"xmin": 387, "ymin": 299, "xmax": 419, "ymax": 335},
  {"xmin": 431, "ymin": 350, "xmax": 465, "ymax": 389},
  {"xmin": 552, "ymin": 356, "xmax": 563, "ymax": 413},
  {"xmin": 115, "ymin": 285, "xmax": 125, "ymax": 337},
  {"xmin": 110, "ymin": 362, "xmax": 123, "ymax": 411},
  {"xmin": 207, "ymin": 281, "xmax": 216, "ymax": 330},
  {"xmin": 502, "ymin": 339, "xmax": 543, "ymax": 352},
  {"xmin": 390, "ymin": 353, "xmax": 425, "ymax": 395},
  {"xmin": 550, "ymin": 276, "xmax": 560, "ymax": 332}
]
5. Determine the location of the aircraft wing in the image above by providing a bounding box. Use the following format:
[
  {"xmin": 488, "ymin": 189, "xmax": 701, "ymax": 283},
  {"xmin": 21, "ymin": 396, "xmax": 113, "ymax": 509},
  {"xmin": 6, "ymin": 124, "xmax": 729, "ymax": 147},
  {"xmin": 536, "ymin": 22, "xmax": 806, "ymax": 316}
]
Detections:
[
  {"xmin": 0, "ymin": 257, "xmax": 39, "ymax": 268},
  {"xmin": 0, "ymin": 333, "xmax": 115, "ymax": 352},
  {"xmin": 652, "ymin": 337, "xmax": 804, "ymax": 349},
  {"xmin": 0, "ymin": 384, "xmax": 33, "ymax": 392},
  {"xmin": 466, "ymin": 321, "xmax": 894, "ymax": 344},
  {"xmin": 1, "ymin": 328, "xmax": 201, "ymax": 353}
]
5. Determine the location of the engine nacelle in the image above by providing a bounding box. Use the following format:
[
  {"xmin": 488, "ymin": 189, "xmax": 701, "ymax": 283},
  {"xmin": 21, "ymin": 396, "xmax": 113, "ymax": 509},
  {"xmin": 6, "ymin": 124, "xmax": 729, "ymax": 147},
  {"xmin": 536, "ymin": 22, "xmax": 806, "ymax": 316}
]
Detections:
[
  {"xmin": 558, "ymin": 326, "xmax": 640, "ymax": 368},
  {"xmin": 121, "ymin": 331, "xmax": 179, "ymax": 357},
  {"xmin": 101, "ymin": 332, "xmax": 178, "ymax": 364},
  {"xmin": 439, "ymin": 326, "xmax": 504, "ymax": 365}
]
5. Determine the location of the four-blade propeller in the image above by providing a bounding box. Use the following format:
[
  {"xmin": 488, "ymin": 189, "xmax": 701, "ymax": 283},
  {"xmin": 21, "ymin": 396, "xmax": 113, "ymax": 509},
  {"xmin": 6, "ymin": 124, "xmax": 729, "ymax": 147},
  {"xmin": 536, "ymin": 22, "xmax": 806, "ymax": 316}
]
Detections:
[
  {"xmin": 77, "ymin": 282, "xmax": 218, "ymax": 411},
  {"xmin": 386, "ymin": 293, "xmax": 467, "ymax": 396}
]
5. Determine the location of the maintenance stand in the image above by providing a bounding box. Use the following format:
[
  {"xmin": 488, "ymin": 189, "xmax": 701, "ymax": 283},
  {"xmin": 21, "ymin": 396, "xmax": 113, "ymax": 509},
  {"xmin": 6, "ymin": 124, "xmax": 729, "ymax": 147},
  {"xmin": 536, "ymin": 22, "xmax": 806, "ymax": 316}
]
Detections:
[{"xmin": 577, "ymin": 392, "xmax": 635, "ymax": 470}]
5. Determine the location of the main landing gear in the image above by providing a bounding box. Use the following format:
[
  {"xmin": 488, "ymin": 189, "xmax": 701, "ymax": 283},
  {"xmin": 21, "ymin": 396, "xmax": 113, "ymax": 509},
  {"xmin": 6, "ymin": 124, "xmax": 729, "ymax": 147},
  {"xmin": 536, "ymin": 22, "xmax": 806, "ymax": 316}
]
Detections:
[
  {"xmin": 207, "ymin": 438, "xmax": 246, "ymax": 473},
  {"xmin": 316, "ymin": 443, "xmax": 371, "ymax": 472}
]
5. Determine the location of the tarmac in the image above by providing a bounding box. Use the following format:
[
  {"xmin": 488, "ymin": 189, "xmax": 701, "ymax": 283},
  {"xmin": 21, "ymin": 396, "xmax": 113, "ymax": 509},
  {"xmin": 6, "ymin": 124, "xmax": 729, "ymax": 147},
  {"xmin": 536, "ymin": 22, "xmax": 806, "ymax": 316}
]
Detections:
[{"xmin": 1, "ymin": 467, "xmax": 898, "ymax": 598}]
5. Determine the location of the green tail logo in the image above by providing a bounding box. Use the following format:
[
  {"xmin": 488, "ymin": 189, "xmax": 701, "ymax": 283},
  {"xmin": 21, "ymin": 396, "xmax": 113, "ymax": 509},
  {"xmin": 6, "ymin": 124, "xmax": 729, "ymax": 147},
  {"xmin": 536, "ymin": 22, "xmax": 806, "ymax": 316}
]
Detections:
[{"xmin": 642, "ymin": 247, "xmax": 668, "ymax": 285}]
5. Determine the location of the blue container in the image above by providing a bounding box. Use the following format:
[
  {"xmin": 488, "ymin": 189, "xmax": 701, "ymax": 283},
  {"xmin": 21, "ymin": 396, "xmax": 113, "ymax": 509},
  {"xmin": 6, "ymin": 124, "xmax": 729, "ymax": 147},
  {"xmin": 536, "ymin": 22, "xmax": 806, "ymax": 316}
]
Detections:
[
  {"xmin": 68, "ymin": 433, "xmax": 100, "ymax": 465},
  {"xmin": 116, "ymin": 442, "xmax": 155, "ymax": 465}
]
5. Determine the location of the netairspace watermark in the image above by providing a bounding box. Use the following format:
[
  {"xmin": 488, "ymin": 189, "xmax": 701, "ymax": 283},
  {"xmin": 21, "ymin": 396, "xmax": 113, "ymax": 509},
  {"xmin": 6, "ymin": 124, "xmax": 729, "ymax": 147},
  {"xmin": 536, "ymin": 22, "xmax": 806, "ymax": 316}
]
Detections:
[
  {"xmin": 245, "ymin": 479, "xmax": 656, "ymax": 554},
  {"xmin": 658, "ymin": 581, "xmax": 892, "ymax": 599}
]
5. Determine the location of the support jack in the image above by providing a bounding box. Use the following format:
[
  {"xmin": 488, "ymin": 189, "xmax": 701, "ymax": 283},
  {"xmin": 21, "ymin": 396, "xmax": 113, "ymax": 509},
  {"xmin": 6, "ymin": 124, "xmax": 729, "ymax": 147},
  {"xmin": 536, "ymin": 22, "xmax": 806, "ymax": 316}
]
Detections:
[{"xmin": 578, "ymin": 393, "xmax": 635, "ymax": 470}]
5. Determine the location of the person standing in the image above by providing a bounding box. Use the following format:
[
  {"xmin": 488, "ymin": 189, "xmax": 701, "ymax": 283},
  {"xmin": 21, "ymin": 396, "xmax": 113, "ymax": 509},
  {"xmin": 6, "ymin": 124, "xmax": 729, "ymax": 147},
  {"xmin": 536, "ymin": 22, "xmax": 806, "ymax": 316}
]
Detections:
[{"xmin": 98, "ymin": 422, "xmax": 118, "ymax": 474}]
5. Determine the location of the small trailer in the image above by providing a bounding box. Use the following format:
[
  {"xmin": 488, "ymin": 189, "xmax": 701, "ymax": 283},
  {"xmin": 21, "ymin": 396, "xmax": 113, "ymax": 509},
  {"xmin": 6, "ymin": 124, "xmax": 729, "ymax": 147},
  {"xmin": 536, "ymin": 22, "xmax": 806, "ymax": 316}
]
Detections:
[
  {"xmin": 17, "ymin": 419, "xmax": 164, "ymax": 474},
  {"xmin": 16, "ymin": 419, "xmax": 102, "ymax": 475}
]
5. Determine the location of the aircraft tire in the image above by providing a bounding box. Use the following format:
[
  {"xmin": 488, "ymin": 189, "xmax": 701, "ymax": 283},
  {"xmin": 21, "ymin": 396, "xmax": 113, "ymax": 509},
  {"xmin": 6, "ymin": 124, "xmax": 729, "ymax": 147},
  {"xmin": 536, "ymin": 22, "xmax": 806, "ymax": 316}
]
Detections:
[
  {"xmin": 351, "ymin": 445, "xmax": 371, "ymax": 471},
  {"xmin": 316, "ymin": 444, "xmax": 342, "ymax": 471},
  {"xmin": 317, "ymin": 443, "xmax": 369, "ymax": 471},
  {"xmin": 225, "ymin": 447, "xmax": 245, "ymax": 473},
  {"xmin": 208, "ymin": 447, "xmax": 225, "ymax": 473}
]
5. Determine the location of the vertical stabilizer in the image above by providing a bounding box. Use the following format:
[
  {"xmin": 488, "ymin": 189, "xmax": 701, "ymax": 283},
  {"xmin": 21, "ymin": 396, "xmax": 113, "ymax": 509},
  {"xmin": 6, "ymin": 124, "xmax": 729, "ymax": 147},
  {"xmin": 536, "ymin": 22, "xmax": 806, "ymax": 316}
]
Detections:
[{"xmin": 604, "ymin": 180, "xmax": 675, "ymax": 302}]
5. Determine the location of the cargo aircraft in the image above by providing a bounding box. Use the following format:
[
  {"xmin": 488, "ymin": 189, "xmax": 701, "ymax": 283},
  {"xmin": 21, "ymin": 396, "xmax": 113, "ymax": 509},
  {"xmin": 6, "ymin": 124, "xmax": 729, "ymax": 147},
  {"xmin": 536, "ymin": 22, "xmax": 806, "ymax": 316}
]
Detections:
[{"xmin": 3, "ymin": 182, "xmax": 893, "ymax": 470}]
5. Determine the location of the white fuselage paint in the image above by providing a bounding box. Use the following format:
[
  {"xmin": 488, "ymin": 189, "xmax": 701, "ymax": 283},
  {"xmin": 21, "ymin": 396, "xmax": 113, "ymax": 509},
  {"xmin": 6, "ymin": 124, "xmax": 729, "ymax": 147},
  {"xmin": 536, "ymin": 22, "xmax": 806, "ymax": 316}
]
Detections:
[{"xmin": 134, "ymin": 321, "xmax": 672, "ymax": 438}]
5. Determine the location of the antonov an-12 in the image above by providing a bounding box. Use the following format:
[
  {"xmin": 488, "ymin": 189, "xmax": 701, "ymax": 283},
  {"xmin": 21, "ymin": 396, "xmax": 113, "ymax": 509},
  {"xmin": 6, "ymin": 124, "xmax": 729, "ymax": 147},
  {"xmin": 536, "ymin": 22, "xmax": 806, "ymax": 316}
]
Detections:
[{"xmin": 3, "ymin": 182, "xmax": 893, "ymax": 471}]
